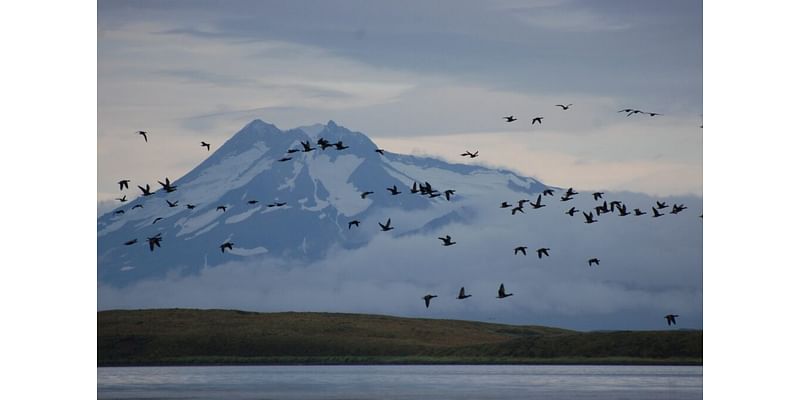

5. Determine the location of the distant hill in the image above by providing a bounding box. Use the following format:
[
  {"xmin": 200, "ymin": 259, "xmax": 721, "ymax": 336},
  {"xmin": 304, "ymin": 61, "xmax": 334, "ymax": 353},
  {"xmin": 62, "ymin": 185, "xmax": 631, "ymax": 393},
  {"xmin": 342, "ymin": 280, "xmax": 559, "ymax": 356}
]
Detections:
[{"xmin": 98, "ymin": 309, "xmax": 702, "ymax": 366}]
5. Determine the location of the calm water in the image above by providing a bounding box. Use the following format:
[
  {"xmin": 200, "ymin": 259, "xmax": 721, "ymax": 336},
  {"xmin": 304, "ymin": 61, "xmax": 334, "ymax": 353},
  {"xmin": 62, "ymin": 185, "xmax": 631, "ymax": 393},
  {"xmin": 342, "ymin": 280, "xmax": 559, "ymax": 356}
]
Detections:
[{"xmin": 98, "ymin": 364, "xmax": 702, "ymax": 399}]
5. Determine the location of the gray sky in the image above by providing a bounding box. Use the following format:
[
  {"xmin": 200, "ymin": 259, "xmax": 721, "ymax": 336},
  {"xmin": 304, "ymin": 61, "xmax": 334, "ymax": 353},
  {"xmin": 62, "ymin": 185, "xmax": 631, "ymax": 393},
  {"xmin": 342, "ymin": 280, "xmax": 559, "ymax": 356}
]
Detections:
[{"xmin": 98, "ymin": 0, "xmax": 702, "ymax": 206}]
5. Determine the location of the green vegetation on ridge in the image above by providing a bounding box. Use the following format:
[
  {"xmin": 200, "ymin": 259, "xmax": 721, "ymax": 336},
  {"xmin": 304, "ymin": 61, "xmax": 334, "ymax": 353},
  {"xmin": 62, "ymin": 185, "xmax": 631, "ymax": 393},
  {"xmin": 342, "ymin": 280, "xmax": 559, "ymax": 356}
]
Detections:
[{"xmin": 98, "ymin": 309, "xmax": 701, "ymax": 366}]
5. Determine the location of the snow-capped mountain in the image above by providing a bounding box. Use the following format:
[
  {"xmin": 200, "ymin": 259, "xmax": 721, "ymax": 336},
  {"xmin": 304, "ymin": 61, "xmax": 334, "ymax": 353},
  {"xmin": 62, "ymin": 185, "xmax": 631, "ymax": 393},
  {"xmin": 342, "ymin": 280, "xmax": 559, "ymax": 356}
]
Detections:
[{"xmin": 98, "ymin": 120, "xmax": 549, "ymax": 287}]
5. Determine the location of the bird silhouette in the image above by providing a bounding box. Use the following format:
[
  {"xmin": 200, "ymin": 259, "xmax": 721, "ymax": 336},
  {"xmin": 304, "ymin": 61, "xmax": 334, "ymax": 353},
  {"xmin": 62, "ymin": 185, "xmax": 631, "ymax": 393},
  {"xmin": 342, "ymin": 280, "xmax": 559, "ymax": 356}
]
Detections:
[
  {"xmin": 428, "ymin": 192, "xmax": 441, "ymax": 199},
  {"xmin": 286, "ymin": 148, "xmax": 300, "ymax": 154},
  {"xmin": 117, "ymin": 180, "xmax": 130, "ymax": 190},
  {"xmin": 531, "ymin": 117, "xmax": 543, "ymax": 125},
  {"xmin": 138, "ymin": 184, "xmax": 153, "ymax": 196},
  {"xmin": 379, "ymin": 218, "xmax": 394, "ymax": 231},
  {"xmin": 560, "ymin": 194, "xmax": 574, "ymax": 202},
  {"xmin": 514, "ymin": 246, "xmax": 528, "ymax": 256},
  {"xmin": 457, "ymin": 287, "xmax": 472, "ymax": 299},
  {"xmin": 275, "ymin": 202, "xmax": 287, "ymax": 207},
  {"xmin": 595, "ymin": 202, "xmax": 609, "ymax": 215},
  {"xmin": 592, "ymin": 192, "xmax": 604, "ymax": 201},
  {"xmin": 618, "ymin": 108, "xmax": 636, "ymax": 114},
  {"xmin": 157, "ymin": 177, "xmax": 177, "ymax": 193},
  {"xmin": 116, "ymin": 195, "xmax": 127, "ymax": 202},
  {"xmin": 444, "ymin": 189, "xmax": 455, "ymax": 201},
  {"xmin": 565, "ymin": 187, "xmax": 579, "ymax": 197},
  {"xmin": 500, "ymin": 201, "xmax": 512, "ymax": 208},
  {"xmin": 634, "ymin": 208, "xmax": 647, "ymax": 216},
  {"xmin": 409, "ymin": 182, "xmax": 420, "ymax": 194},
  {"xmin": 670, "ymin": 204, "xmax": 687, "ymax": 214},
  {"xmin": 201, "ymin": 141, "xmax": 211, "ymax": 151},
  {"xmin": 247, "ymin": 200, "xmax": 259, "ymax": 205},
  {"xmin": 375, "ymin": 149, "xmax": 385, "ymax": 155},
  {"xmin": 137, "ymin": 131, "xmax": 148, "ymax": 142},
  {"xmin": 646, "ymin": 112, "xmax": 662, "ymax": 117},
  {"xmin": 627, "ymin": 109, "xmax": 643, "ymax": 117},
  {"xmin": 114, "ymin": 210, "xmax": 125, "ymax": 215},
  {"xmin": 588, "ymin": 258, "xmax": 600, "ymax": 267},
  {"xmin": 536, "ymin": 248, "xmax": 550, "ymax": 258},
  {"xmin": 555, "ymin": 104, "xmax": 573, "ymax": 110},
  {"xmin": 460, "ymin": 150, "xmax": 479, "ymax": 158},
  {"xmin": 583, "ymin": 211, "xmax": 597, "ymax": 224},
  {"xmin": 131, "ymin": 204, "xmax": 143, "ymax": 210},
  {"xmin": 220, "ymin": 242, "xmax": 234, "ymax": 253},
  {"xmin": 497, "ymin": 283, "xmax": 513, "ymax": 298},
  {"xmin": 317, "ymin": 138, "xmax": 332, "ymax": 150},
  {"xmin": 656, "ymin": 201, "xmax": 669, "ymax": 210},
  {"xmin": 361, "ymin": 191, "xmax": 374, "ymax": 199},
  {"xmin": 423, "ymin": 294, "xmax": 438, "ymax": 308},
  {"xmin": 511, "ymin": 205, "xmax": 525, "ymax": 215},
  {"xmin": 617, "ymin": 204, "xmax": 631, "ymax": 216},
  {"xmin": 278, "ymin": 157, "xmax": 292, "ymax": 162},
  {"xmin": 166, "ymin": 199, "xmax": 178, "ymax": 208},
  {"xmin": 387, "ymin": 185, "xmax": 401, "ymax": 195},
  {"xmin": 300, "ymin": 141, "xmax": 315, "ymax": 152},
  {"xmin": 566, "ymin": 206, "xmax": 579, "ymax": 216},
  {"xmin": 152, "ymin": 217, "xmax": 163, "ymax": 224},
  {"xmin": 186, "ymin": 204, "xmax": 196, "ymax": 210},
  {"xmin": 146, "ymin": 234, "xmax": 162, "ymax": 251},
  {"xmin": 334, "ymin": 141, "xmax": 349, "ymax": 150},
  {"xmin": 124, "ymin": 239, "xmax": 137, "ymax": 246},
  {"xmin": 664, "ymin": 314, "xmax": 679, "ymax": 326},
  {"xmin": 348, "ymin": 220, "xmax": 360, "ymax": 229},
  {"xmin": 438, "ymin": 235, "xmax": 456, "ymax": 246},
  {"xmin": 530, "ymin": 194, "xmax": 546, "ymax": 209},
  {"xmin": 542, "ymin": 189, "xmax": 554, "ymax": 196},
  {"xmin": 503, "ymin": 116, "xmax": 517, "ymax": 122},
  {"xmin": 652, "ymin": 207, "xmax": 664, "ymax": 218},
  {"xmin": 216, "ymin": 205, "xmax": 227, "ymax": 212}
]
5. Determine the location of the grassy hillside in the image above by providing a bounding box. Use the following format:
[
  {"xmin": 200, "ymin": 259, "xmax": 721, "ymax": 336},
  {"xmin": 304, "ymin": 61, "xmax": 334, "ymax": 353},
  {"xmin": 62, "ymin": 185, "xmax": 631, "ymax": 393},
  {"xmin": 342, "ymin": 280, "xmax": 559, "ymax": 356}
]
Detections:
[{"xmin": 98, "ymin": 309, "xmax": 701, "ymax": 366}]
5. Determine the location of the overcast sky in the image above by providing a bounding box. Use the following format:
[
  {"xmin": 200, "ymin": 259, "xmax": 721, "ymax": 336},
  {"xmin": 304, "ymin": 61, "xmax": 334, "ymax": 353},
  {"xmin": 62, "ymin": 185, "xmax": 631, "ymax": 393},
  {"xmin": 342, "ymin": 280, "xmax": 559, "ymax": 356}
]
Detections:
[{"xmin": 98, "ymin": 0, "xmax": 702, "ymax": 208}]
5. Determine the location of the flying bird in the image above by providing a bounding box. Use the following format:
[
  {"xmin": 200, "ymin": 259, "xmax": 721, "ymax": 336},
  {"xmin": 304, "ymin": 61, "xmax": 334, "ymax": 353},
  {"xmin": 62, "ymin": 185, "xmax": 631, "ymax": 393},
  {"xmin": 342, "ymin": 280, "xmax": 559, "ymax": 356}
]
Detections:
[
  {"xmin": 220, "ymin": 242, "xmax": 234, "ymax": 253},
  {"xmin": 317, "ymin": 138, "xmax": 332, "ymax": 150},
  {"xmin": 588, "ymin": 258, "xmax": 600, "ymax": 267},
  {"xmin": 460, "ymin": 150, "xmax": 479, "ymax": 158},
  {"xmin": 566, "ymin": 207, "xmax": 579, "ymax": 216},
  {"xmin": 514, "ymin": 246, "xmax": 528, "ymax": 256},
  {"xmin": 287, "ymin": 149, "xmax": 300, "ymax": 153},
  {"xmin": 438, "ymin": 235, "xmax": 456, "ymax": 246},
  {"xmin": 117, "ymin": 180, "xmax": 130, "ymax": 190},
  {"xmin": 216, "ymin": 205, "xmax": 227, "ymax": 212},
  {"xmin": 361, "ymin": 191, "xmax": 374, "ymax": 199},
  {"xmin": 137, "ymin": 131, "xmax": 148, "ymax": 142},
  {"xmin": 387, "ymin": 185, "xmax": 401, "ymax": 195},
  {"xmin": 457, "ymin": 287, "xmax": 472, "ymax": 300},
  {"xmin": 116, "ymin": 195, "xmax": 127, "ymax": 202},
  {"xmin": 247, "ymin": 200, "xmax": 259, "ymax": 205},
  {"xmin": 652, "ymin": 207, "xmax": 664, "ymax": 218},
  {"xmin": 123, "ymin": 239, "xmax": 137, "ymax": 246},
  {"xmin": 444, "ymin": 189, "xmax": 455, "ymax": 201},
  {"xmin": 375, "ymin": 149, "xmax": 385, "ymax": 155},
  {"xmin": 627, "ymin": 109, "xmax": 643, "ymax": 117},
  {"xmin": 186, "ymin": 204, "xmax": 196, "ymax": 210},
  {"xmin": 565, "ymin": 187, "xmax": 579, "ymax": 197},
  {"xmin": 634, "ymin": 208, "xmax": 647, "ymax": 216},
  {"xmin": 511, "ymin": 205, "xmax": 525, "ymax": 215},
  {"xmin": 334, "ymin": 141, "xmax": 349, "ymax": 150},
  {"xmin": 530, "ymin": 194, "xmax": 545, "ymax": 209},
  {"xmin": 131, "ymin": 204, "xmax": 143, "ymax": 210},
  {"xmin": 278, "ymin": 157, "xmax": 292, "ymax": 162},
  {"xmin": 531, "ymin": 117, "xmax": 543, "ymax": 125},
  {"xmin": 300, "ymin": 141, "xmax": 315, "ymax": 152},
  {"xmin": 348, "ymin": 220, "xmax": 360, "ymax": 229},
  {"xmin": 201, "ymin": 141, "xmax": 211, "ymax": 151},
  {"xmin": 555, "ymin": 104, "xmax": 573, "ymax": 110},
  {"xmin": 664, "ymin": 314, "xmax": 679, "ymax": 326},
  {"xmin": 138, "ymin": 184, "xmax": 153, "ymax": 196},
  {"xmin": 617, "ymin": 204, "xmax": 631, "ymax": 216},
  {"xmin": 656, "ymin": 201, "xmax": 669, "ymax": 210},
  {"xmin": 618, "ymin": 108, "xmax": 637, "ymax": 114},
  {"xmin": 166, "ymin": 199, "xmax": 178, "ymax": 208},
  {"xmin": 146, "ymin": 234, "xmax": 162, "ymax": 251},
  {"xmin": 497, "ymin": 283, "xmax": 513, "ymax": 299},
  {"xmin": 542, "ymin": 189, "xmax": 554, "ymax": 196},
  {"xmin": 378, "ymin": 218, "xmax": 394, "ymax": 231},
  {"xmin": 583, "ymin": 211, "xmax": 597, "ymax": 224},
  {"xmin": 152, "ymin": 217, "xmax": 163, "ymax": 224},
  {"xmin": 671, "ymin": 204, "xmax": 687, "ymax": 214},
  {"xmin": 646, "ymin": 112, "xmax": 662, "ymax": 117},
  {"xmin": 592, "ymin": 192, "xmax": 604, "ymax": 201},
  {"xmin": 503, "ymin": 116, "xmax": 517, "ymax": 122},
  {"xmin": 500, "ymin": 201, "xmax": 512, "ymax": 208},
  {"xmin": 158, "ymin": 177, "xmax": 177, "ymax": 193},
  {"xmin": 560, "ymin": 194, "xmax": 574, "ymax": 202},
  {"xmin": 114, "ymin": 210, "xmax": 125, "ymax": 215},
  {"xmin": 423, "ymin": 294, "xmax": 438, "ymax": 308},
  {"xmin": 536, "ymin": 248, "xmax": 550, "ymax": 259}
]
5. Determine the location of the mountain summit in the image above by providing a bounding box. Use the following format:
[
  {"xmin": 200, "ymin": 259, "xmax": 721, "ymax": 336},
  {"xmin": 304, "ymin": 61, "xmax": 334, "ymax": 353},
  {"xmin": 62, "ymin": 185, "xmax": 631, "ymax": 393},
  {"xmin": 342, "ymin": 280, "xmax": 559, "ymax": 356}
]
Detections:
[{"xmin": 98, "ymin": 120, "xmax": 548, "ymax": 286}]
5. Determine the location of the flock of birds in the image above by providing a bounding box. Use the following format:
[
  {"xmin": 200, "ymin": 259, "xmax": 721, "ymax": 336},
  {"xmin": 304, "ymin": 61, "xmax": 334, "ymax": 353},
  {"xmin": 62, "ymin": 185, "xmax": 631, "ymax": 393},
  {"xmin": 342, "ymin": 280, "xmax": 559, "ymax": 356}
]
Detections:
[{"xmin": 112, "ymin": 104, "xmax": 695, "ymax": 327}]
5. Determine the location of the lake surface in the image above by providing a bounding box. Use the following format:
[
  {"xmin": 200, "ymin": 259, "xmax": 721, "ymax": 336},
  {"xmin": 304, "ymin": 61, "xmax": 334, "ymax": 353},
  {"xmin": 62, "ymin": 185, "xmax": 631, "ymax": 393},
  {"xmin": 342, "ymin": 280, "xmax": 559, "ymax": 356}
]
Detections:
[{"xmin": 98, "ymin": 364, "xmax": 702, "ymax": 399}]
